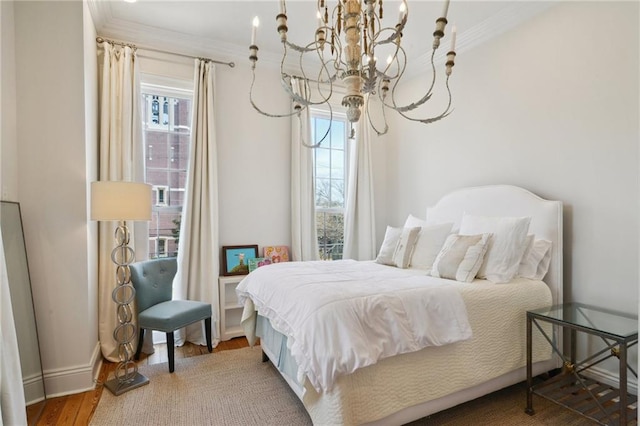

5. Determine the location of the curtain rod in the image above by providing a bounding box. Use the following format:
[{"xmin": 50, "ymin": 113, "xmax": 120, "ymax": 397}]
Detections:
[{"xmin": 96, "ymin": 36, "xmax": 235, "ymax": 68}]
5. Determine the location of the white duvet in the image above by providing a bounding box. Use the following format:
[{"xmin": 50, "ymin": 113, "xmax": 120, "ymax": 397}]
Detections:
[{"xmin": 236, "ymin": 260, "xmax": 473, "ymax": 392}]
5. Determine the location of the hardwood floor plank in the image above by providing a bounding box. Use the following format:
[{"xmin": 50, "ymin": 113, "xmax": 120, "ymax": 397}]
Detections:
[
  {"xmin": 35, "ymin": 395, "xmax": 65, "ymax": 426},
  {"xmin": 55, "ymin": 392, "xmax": 84, "ymax": 425}
]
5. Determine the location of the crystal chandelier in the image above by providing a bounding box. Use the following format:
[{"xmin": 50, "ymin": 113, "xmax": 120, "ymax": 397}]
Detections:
[{"xmin": 249, "ymin": 0, "xmax": 457, "ymax": 147}]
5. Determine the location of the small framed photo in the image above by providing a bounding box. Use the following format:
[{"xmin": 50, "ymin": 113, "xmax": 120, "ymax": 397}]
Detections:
[
  {"xmin": 221, "ymin": 245, "xmax": 259, "ymax": 276},
  {"xmin": 263, "ymin": 245, "xmax": 290, "ymax": 263},
  {"xmin": 248, "ymin": 257, "xmax": 272, "ymax": 273}
]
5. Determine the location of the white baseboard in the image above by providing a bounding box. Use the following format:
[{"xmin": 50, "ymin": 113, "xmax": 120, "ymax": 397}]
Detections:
[
  {"xmin": 24, "ymin": 372, "xmax": 46, "ymax": 406},
  {"xmin": 43, "ymin": 342, "xmax": 102, "ymax": 398},
  {"xmin": 583, "ymin": 366, "xmax": 638, "ymax": 395}
]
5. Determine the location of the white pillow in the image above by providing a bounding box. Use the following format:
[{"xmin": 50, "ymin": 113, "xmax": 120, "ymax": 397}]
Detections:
[
  {"xmin": 376, "ymin": 226, "xmax": 403, "ymax": 266},
  {"xmin": 431, "ymin": 233, "xmax": 491, "ymax": 283},
  {"xmin": 518, "ymin": 239, "xmax": 552, "ymax": 280},
  {"xmin": 392, "ymin": 227, "xmax": 421, "ymax": 269},
  {"xmin": 459, "ymin": 214, "xmax": 531, "ymax": 283},
  {"xmin": 408, "ymin": 223, "xmax": 454, "ymax": 272},
  {"xmin": 404, "ymin": 214, "xmax": 428, "ymax": 228}
]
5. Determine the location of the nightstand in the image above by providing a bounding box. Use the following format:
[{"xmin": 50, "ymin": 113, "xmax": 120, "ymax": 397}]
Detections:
[
  {"xmin": 218, "ymin": 276, "xmax": 246, "ymax": 341},
  {"xmin": 526, "ymin": 303, "xmax": 638, "ymax": 425}
]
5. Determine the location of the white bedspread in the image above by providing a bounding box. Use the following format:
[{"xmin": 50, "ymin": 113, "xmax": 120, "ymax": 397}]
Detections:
[{"xmin": 236, "ymin": 260, "xmax": 472, "ymax": 392}]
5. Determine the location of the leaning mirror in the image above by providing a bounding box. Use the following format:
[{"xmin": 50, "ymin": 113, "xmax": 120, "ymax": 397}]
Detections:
[{"xmin": 0, "ymin": 201, "xmax": 45, "ymax": 414}]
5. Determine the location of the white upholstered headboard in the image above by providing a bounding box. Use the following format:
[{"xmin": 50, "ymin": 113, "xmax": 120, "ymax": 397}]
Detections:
[{"xmin": 426, "ymin": 185, "xmax": 563, "ymax": 305}]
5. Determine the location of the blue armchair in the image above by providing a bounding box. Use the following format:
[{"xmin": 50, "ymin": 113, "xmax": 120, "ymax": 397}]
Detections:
[{"xmin": 130, "ymin": 258, "xmax": 213, "ymax": 372}]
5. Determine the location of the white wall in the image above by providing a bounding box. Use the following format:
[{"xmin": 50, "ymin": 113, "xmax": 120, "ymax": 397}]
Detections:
[
  {"xmin": 216, "ymin": 65, "xmax": 291, "ymax": 249},
  {"xmin": 383, "ymin": 1, "xmax": 639, "ymax": 378},
  {"xmin": 0, "ymin": 0, "xmax": 17, "ymax": 201},
  {"xmin": 13, "ymin": 0, "xmax": 99, "ymax": 396}
]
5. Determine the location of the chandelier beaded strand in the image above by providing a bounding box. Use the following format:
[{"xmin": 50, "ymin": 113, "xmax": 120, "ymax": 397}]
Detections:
[{"xmin": 249, "ymin": 0, "xmax": 457, "ymax": 147}]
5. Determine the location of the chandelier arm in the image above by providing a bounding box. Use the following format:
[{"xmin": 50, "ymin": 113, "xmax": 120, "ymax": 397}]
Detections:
[
  {"xmin": 389, "ymin": 49, "xmax": 437, "ymax": 113},
  {"xmin": 249, "ymin": 70, "xmax": 305, "ymax": 118},
  {"xmin": 300, "ymin": 102, "xmax": 333, "ymax": 148},
  {"xmin": 311, "ymin": 40, "xmax": 336, "ymax": 103},
  {"xmin": 393, "ymin": 74, "xmax": 453, "ymax": 124},
  {"xmin": 375, "ymin": 33, "xmax": 404, "ymax": 81},
  {"xmin": 366, "ymin": 96, "xmax": 389, "ymax": 137},
  {"xmin": 373, "ymin": 23, "xmax": 407, "ymax": 47},
  {"xmin": 284, "ymin": 40, "xmax": 320, "ymax": 54}
]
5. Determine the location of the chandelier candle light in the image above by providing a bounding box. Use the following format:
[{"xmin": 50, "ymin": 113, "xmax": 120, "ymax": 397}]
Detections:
[{"xmin": 249, "ymin": 0, "xmax": 457, "ymax": 147}]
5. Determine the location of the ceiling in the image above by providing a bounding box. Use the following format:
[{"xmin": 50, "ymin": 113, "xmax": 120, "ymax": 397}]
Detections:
[{"xmin": 88, "ymin": 1, "xmax": 554, "ymax": 71}]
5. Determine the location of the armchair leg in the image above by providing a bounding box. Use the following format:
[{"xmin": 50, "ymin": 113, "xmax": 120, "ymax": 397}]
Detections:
[
  {"xmin": 205, "ymin": 317, "xmax": 213, "ymax": 353},
  {"xmin": 135, "ymin": 328, "xmax": 145, "ymax": 361},
  {"xmin": 167, "ymin": 332, "xmax": 175, "ymax": 373}
]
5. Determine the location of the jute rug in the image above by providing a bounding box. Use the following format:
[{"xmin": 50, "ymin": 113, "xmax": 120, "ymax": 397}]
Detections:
[
  {"xmin": 91, "ymin": 347, "xmax": 593, "ymax": 425},
  {"xmin": 90, "ymin": 347, "xmax": 311, "ymax": 425}
]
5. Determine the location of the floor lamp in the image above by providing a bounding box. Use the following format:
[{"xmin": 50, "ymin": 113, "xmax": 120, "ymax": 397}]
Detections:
[{"xmin": 91, "ymin": 181, "xmax": 152, "ymax": 396}]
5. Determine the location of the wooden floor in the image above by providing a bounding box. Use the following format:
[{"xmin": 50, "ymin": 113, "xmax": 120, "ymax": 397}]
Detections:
[{"xmin": 26, "ymin": 337, "xmax": 251, "ymax": 426}]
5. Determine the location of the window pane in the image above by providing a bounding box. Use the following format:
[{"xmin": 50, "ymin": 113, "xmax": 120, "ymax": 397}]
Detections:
[
  {"xmin": 331, "ymin": 120, "xmax": 345, "ymax": 150},
  {"xmin": 316, "ymin": 178, "xmax": 331, "ymax": 207},
  {"xmin": 315, "ymin": 148, "xmax": 331, "ymax": 179},
  {"xmin": 316, "ymin": 211, "xmax": 344, "ymax": 260},
  {"xmin": 314, "ymin": 117, "xmax": 330, "ymax": 145},
  {"xmin": 331, "ymin": 149, "xmax": 344, "ymax": 178},
  {"xmin": 171, "ymin": 98, "xmax": 191, "ymax": 132},
  {"xmin": 331, "ymin": 179, "xmax": 344, "ymax": 207}
]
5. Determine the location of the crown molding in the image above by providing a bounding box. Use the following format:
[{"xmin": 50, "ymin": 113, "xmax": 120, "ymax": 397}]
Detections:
[
  {"xmin": 88, "ymin": 1, "xmax": 557, "ymax": 76},
  {"xmin": 408, "ymin": 2, "xmax": 556, "ymax": 76}
]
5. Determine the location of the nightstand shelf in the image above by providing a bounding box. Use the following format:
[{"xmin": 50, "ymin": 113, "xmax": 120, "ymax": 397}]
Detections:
[
  {"xmin": 526, "ymin": 303, "xmax": 638, "ymax": 426},
  {"xmin": 218, "ymin": 276, "xmax": 246, "ymax": 341}
]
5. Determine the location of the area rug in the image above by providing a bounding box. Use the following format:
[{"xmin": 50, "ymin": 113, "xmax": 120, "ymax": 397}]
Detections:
[
  {"xmin": 91, "ymin": 347, "xmax": 592, "ymax": 425},
  {"xmin": 90, "ymin": 347, "xmax": 312, "ymax": 425}
]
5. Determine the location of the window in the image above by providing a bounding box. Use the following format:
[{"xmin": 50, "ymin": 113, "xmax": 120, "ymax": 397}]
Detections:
[
  {"xmin": 155, "ymin": 185, "xmax": 169, "ymax": 207},
  {"xmin": 157, "ymin": 237, "xmax": 169, "ymax": 258},
  {"xmin": 312, "ymin": 110, "xmax": 348, "ymax": 260},
  {"xmin": 142, "ymin": 82, "xmax": 192, "ymax": 259}
]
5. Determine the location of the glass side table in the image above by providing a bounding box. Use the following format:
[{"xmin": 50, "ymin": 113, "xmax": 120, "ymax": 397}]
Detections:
[{"xmin": 526, "ymin": 303, "xmax": 638, "ymax": 426}]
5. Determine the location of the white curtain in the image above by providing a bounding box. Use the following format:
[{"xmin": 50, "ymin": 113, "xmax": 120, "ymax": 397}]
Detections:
[
  {"xmin": 342, "ymin": 108, "xmax": 377, "ymax": 260},
  {"xmin": 172, "ymin": 59, "xmax": 220, "ymax": 347},
  {"xmin": 97, "ymin": 42, "xmax": 150, "ymax": 361},
  {"xmin": 0, "ymin": 228, "xmax": 27, "ymax": 425},
  {"xmin": 291, "ymin": 78, "xmax": 319, "ymax": 261}
]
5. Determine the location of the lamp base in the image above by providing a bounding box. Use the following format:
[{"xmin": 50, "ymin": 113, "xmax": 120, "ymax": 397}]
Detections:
[{"xmin": 104, "ymin": 372, "xmax": 149, "ymax": 396}]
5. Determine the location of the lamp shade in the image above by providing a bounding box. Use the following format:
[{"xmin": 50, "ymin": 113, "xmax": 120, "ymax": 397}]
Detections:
[{"xmin": 91, "ymin": 181, "xmax": 152, "ymax": 221}]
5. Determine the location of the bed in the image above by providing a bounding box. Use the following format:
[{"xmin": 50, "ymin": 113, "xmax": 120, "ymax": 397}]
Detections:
[{"xmin": 237, "ymin": 185, "xmax": 563, "ymax": 425}]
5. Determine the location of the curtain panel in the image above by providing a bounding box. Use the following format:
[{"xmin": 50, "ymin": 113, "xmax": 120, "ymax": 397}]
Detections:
[
  {"xmin": 172, "ymin": 59, "xmax": 220, "ymax": 346},
  {"xmin": 342, "ymin": 111, "xmax": 377, "ymax": 260},
  {"xmin": 97, "ymin": 42, "xmax": 150, "ymax": 362},
  {"xmin": 290, "ymin": 78, "xmax": 319, "ymax": 261}
]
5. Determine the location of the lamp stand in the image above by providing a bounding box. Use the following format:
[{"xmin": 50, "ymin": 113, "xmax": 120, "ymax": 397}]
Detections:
[{"xmin": 103, "ymin": 220, "xmax": 149, "ymax": 396}]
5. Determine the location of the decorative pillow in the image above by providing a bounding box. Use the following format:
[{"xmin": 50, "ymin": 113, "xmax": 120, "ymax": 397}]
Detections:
[
  {"xmin": 518, "ymin": 239, "xmax": 552, "ymax": 280},
  {"xmin": 459, "ymin": 214, "xmax": 531, "ymax": 283},
  {"xmin": 375, "ymin": 226, "xmax": 403, "ymax": 266},
  {"xmin": 431, "ymin": 233, "xmax": 491, "ymax": 282},
  {"xmin": 408, "ymin": 222, "xmax": 454, "ymax": 272},
  {"xmin": 392, "ymin": 227, "xmax": 422, "ymax": 269}
]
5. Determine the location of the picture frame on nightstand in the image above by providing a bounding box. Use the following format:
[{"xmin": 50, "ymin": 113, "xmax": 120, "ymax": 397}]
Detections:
[{"xmin": 221, "ymin": 245, "xmax": 258, "ymax": 276}]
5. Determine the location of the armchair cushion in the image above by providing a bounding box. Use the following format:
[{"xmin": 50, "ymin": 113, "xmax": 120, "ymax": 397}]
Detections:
[{"xmin": 138, "ymin": 300, "xmax": 212, "ymax": 333}]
